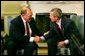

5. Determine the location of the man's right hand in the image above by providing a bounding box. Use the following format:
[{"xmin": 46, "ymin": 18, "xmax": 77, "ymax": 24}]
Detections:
[{"xmin": 34, "ymin": 36, "xmax": 41, "ymax": 43}]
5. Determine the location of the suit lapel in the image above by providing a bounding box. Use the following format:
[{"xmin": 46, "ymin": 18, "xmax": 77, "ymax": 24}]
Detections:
[
  {"xmin": 61, "ymin": 18, "xmax": 65, "ymax": 31},
  {"xmin": 18, "ymin": 16, "xmax": 25, "ymax": 34},
  {"xmin": 50, "ymin": 22, "xmax": 59, "ymax": 33},
  {"xmin": 61, "ymin": 19, "xmax": 65, "ymax": 37}
]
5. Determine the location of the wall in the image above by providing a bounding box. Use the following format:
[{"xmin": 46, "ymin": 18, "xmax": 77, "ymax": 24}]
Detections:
[
  {"xmin": 1, "ymin": 1, "xmax": 27, "ymax": 35},
  {"xmin": 1, "ymin": 1, "xmax": 27, "ymax": 16},
  {"xmin": 1, "ymin": 1, "xmax": 84, "ymax": 18},
  {"xmin": 29, "ymin": 1, "xmax": 84, "ymax": 18}
]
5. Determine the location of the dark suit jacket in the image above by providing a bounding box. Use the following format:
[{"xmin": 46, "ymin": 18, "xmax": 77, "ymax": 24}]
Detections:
[
  {"xmin": 44, "ymin": 17, "xmax": 82, "ymax": 47},
  {"xmin": 9, "ymin": 15, "xmax": 43, "ymax": 44}
]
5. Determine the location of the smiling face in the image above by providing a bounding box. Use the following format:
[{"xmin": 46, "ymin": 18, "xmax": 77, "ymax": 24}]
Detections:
[
  {"xmin": 49, "ymin": 8, "xmax": 62, "ymax": 22},
  {"xmin": 49, "ymin": 12, "xmax": 58, "ymax": 22}
]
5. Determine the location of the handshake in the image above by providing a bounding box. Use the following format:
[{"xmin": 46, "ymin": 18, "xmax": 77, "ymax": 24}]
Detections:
[{"xmin": 34, "ymin": 36, "xmax": 42, "ymax": 43}]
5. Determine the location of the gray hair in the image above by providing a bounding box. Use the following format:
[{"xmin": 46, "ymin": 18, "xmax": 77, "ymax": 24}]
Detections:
[{"xmin": 50, "ymin": 8, "xmax": 62, "ymax": 18}]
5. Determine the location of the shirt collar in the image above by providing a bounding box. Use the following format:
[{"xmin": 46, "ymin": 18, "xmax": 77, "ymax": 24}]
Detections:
[
  {"xmin": 56, "ymin": 19, "xmax": 61, "ymax": 24},
  {"xmin": 21, "ymin": 15, "xmax": 26, "ymax": 23}
]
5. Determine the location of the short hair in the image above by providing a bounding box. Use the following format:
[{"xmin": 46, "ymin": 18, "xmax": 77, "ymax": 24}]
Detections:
[
  {"xmin": 20, "ymin": 6, "xmax": 31, "ymax": 15},
  {"xmin": 50, "ymin": 8, "xmax": 62, "ymax": 18}
]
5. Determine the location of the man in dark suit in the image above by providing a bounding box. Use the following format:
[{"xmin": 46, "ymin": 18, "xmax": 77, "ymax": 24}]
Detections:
[
  {"xmin": 6, "ymin": 6, "xmax": 42, "ymax": 55},
  {"xmin": 36, "ymin": 8, "xmax": 82, "ymax": 55}
]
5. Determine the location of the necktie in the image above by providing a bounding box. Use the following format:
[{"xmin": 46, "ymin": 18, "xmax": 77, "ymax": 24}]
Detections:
[
  {"xmin": 25, "ymin": 22, "xmax": 30, "ymax": 36},
  {"xmin": 56, "ymin": 23, "xmax": 64, "ymax": 37},
  {"xmin": 56, "ymin": 23, "xmax": 62, "ymax": 34},
  {"xmin": 56, "ymin": 24, "xmax": 61, "ymax": 31}
]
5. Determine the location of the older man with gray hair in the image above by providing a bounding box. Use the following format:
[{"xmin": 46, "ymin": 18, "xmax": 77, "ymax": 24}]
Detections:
[{"xmin": 6, "ymin": 5, "xmax": 43, "ymax": 55}]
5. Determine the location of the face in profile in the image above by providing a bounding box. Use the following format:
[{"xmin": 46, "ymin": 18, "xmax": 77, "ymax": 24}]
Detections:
[{"xmin": 49, "ymin": 12, "xmax": 58, "ymax": 22}]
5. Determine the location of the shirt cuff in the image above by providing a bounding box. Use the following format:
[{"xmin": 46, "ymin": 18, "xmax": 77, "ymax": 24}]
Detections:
[
  {"xmin": 64, "ymin": 39, "xmax": 69, "ymax": 44},
  {"xmin": 40, "ymin": 36, "xmax": 45, "ymax": 41},
  {"xmin": 29, "ymin": 37, "xmax": 34, "ymax": 42},
  {"xmin": 44, "ymin": 31, "xmax": 50, "ymax": 35}
]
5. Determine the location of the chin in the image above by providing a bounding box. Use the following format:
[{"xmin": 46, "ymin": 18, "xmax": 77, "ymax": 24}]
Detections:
[{"xmin": 51, "ymin": 20, "xmax": 54, "ymax": 22}]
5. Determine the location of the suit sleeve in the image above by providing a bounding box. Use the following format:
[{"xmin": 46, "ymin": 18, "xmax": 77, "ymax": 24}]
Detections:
[
  {"xmin": 9, "ymin": 23, "xmax": 29, "ymax": 43},
  {"xmin": 43, "ymin": 30, "xmax": 53, "ymax": 41},
  {"xmin": 43, "ymin": 22, "xmax": 58, "ymax": 41},
  {"xmin": 43, "ymin": 25, "xmax": 56, "ymax": 41}
]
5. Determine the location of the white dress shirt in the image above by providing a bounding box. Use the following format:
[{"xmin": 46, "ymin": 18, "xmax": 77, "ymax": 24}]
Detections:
[{"xmin": 21, "ymin": 16, "xmax": 34, "ymax": 42}]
